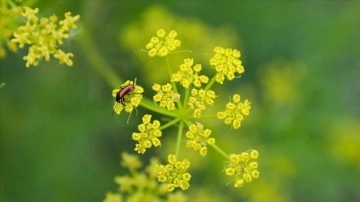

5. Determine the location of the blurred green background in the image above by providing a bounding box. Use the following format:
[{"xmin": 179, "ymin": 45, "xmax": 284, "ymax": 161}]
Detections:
[{"xmin": 1, "ymin": 1, "xmax": 360, "ymax": 201}]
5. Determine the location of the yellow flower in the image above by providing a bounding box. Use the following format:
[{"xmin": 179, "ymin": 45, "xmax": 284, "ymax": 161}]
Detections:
[
  {"xmin": 156, "ymin": 154, "xmax": 191, "ymax": 192},
  {"xmin": 112, "ymin": 80, "xmax": 144, "ymax": 115},
  {"xmin": 152, "ymin": 83, "xmax": 179, "ymax": 111},
  {"xmin": 185, "ymin": 123, "xmax": 215, "ymax": 156},
  {"xmin": 0, "ymin": 4, "xmax": 22, "ymax": 57},
  {"xmin": 121, "ymin": 152, "xmax": 142, "ymax": 170},
  {"xmin": 103, "ymin": 192, "xmax": 122, "ymax": 202},
  {"xmin": 54, "ymin": 49, "xmax": 74, "ymax": 66},
  {"xmin": 11, "ymin": 7, "xmax": 80, "ymax": 67},
  {"xmin": 145, "ymin": 29, "xmax": 181, "ymax": 57},
  {"xmin": 132, "ymin": 114, "xmax": 162, "ymax": 154},
  {"xmin": 188, "ymin": 88, "xmax": 216, "ymax": 118},
  {"xmin": 225, "ymin": 150, "xmax": 260, "ymax": 188},
  {"xmin": 171, "ymin": 58, "xmax": 209, "ymax": 88},
  {"xmin": 217, "ymin": 94, "xmax": 251, "ymax": 129},
  {"xmin": 209, "ymin": 47, "xmax": 244, "ymax": 84}
]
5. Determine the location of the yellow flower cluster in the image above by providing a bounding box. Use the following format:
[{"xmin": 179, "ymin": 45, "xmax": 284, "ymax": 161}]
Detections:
[
  {"xmin": 120, "ymin": 152, "xmax": 142, "ymax": 170},
  {"xmin": 145, "ymin": 29, "xmax": 181, "ymax": 57},
  {"xmin": 225, "ymin": 150, "xmax": 260, "ymax": 188},
  {"xmin": 209, "ymin": 47, "xmax": 244, "ymax": 84},
  {"xmin": 104, "ymin": 153, "xmax": 188, "ymax": 202},
  {"xmin": 0, "ymin": 3, "xmax": 21, "ymax": 58},
  {"xmin": 11, "ymin": 7, "xmax": 80, "ymax": 67},
  {"xmin": 185, "ymin": 123, "xmax": 215, "ymax": 156},
  {"xmin": 171, "ymin": 58, "xmax": 209, "ymax": 88},
  {"xmin": 112, "ymin": 80, "xmax": 144, "ymax": 115},
  {"xmin": 103, "ymin": 192, "xmax": 122, "ymax": 202},
  {"xmin": 132, "ymin": 114, "xmax": 162, "ymax": 154},
  {"xmin": 188, "ymin": 89, "xmax": 216, "ymax": 118},
  {"xmin": 156, "ymin": 154, "xmax": 192, "ymax": 192},
  {"xmin": 152, "ymin": 83, "xmax": 180, "ymax": 111},
  {"xmin": 217, "ymin": 94, "xmax": 251, "ymax": 129}
]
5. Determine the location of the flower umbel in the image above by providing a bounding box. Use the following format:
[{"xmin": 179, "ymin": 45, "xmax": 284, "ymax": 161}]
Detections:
[
  {"xmin": 188, "ymin": 88, "xmax": 216, "ymax": 118},
  {"xmin": 171, "ymin": 58, "xmax": 209, "ymax": 88},
  {"xmin": 225, "ymin": 150, "xmax": 260, "ymax": 188},
  {"xmin": 112, "ymin": 80, "xmax": 144, "ymax": 115},
  {"xmin": 217, "ymin": 94, "xmax": 251, "ymax": 129},
  {"xmin": 11, "ymin": 7, "xmax": 80, "ymax": 67},
  {"xmin": 186, "ymin": 123, "xmax": 215, "ymax": 156},
  {"xmin": 152, "ymin": 83, "xmax": 180, "ymax": 111},
  {"xmin": 156, "ymin": 154, "xmax": 192, "ymax": 192},
  {"xmin": 209, "ymin": 47, "xmax": 244, "ymax": 84},
  {"xmin": 132, "ymin": 114, "xmax": 162, "ymax": 154},
  {"xmin": 145, "ymin": 29, "xmax": 181, "ymax": 57},
  {"xmin": 108, "ymin": 30, "xmax": 258, "ymax": 196},
  {"xmin": 104, "ymin": 152, "xmax": 188, "ymax": 201}
]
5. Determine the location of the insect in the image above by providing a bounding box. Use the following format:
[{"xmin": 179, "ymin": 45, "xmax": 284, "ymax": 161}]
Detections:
[
  {"xmin": 115, "ymin": 83, "xmax": 135, "ymax": 105},
  {"xmin": 115, "ymin": 78, "xmax": 139, "ymax": 105}
]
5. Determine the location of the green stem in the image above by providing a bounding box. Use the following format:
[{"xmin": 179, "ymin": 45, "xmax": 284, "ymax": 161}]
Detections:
[
  {"xmin": 140, "ymin": 98, "xmax": 177, "ymax": 118},
  {"xmin": 165, "ymin": 57, "xmax": 183, "ymax": 109},
  {"xmin": 159, "ymin": 118, "xmax": 180, "ymax": 130},
  {"xmin": 204, "ymin": 75, "xmax": 217, "ymax": 91},
  {"xmin": 175, "ymin": 121, "xmax": 184, "ymax": 158},
  {"xmin": 75, "ymin": 24, "xmax": 122, "ymax": 88},
  {"xmin": 183, "ymin": 86, "xmax": 190, "ymax": 108},
  {"xmin": 210, "ymin": 144, "xmax": 229, "ymax": 160}
]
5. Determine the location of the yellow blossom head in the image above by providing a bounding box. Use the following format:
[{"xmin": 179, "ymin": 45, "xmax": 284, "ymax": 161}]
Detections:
[
  {"xmin": 132, "ymin": 114, "xmax": 162, "ymax": 154},
  {"xmin": 145, "ymin": 29, "xmax": 181, "ymax": 57},
  {"xmin": 152, "ymin": 83, "xmax": 179, "ymax": 111},
  {"xmin": 156, "ymin": 154, "xmax": 191, "ymax": 192},
  {"xmin": 11, "ymin": 7, "xmax": 80, "ymax": 67},
  {"xmin": 217, "ymin": 94, "xmax": 251, "ymax": 129},
  {"xmin": 112, "ymin": 80, "xmax": 144, "ymax": 115},
  {"xmin": 171, "ymin": 58, "xmax": 209, "ymax": 88},
  {"xmin": 186, "ymin": 123, "xmax": 215, "ymax": 156},
  {"xmin": 188, "ymin": 89, "xmax": 216, "ymax": 118},
  {"xmin": 121, "ymin": 152, "xmax": 142, "ymax": 170},
  {"xmin": 209, "ymin": 47, "xmax": 244, "ymax": 84},
  {"xmin": 225, "ymin": 150, "xmax": 260, "ymax": 188}
]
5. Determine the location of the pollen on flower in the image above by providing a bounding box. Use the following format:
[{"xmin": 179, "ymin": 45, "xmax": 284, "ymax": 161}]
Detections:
[
  {"xmin": 145, "ymin": 29, "xmax": 181, "ymax": 57},
  {"xmin": 152, "ymin": 83, "xmax": 178, "ymax": 111},
  {"xmin": 185, "ymin": 123, "xmax": 215, "ymax": 156},
  {"xmin": 11, "ymin": 7, "xmax": 80, "ymax": 67},
  {"xmin": 217, "ymin": 94, "xmax": 251, "ymax": 129},
  {"xmin": 132, "ymin": 114, "xmax": 162, "ymax": 154},
  {"xmin": 225, "ymin": 150, "xmax": 260, "ymax": 188},
  {"xmin": 209, "ymin": 47, "xmax": 244, "ymax": 84},
  {"xmin": 112, "ymin": 80, "xmax": 144, "ymax": 115},
  {"xmin": 188, "ymin": 89, "xmax": 216, "ymax": 118},
  {"xmin": 171, "ymin": 58, "xmax": 209, "ymax": 88},
  {"xmin": 156, "ymin": 154, "xmax": 191, "ymax": 192}
]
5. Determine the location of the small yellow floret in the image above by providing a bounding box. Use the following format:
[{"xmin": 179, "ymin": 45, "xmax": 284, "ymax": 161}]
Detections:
[
  {"xmin": 145, "ymin": 29, "xmax": 181, "ymax": 57},
  {"xmin": 132, "ymin": 114, "xmax": 162, "ymax": 154},
  {"xmin": 225, "ymin": 150, "xmax": 260, "ymax": 188},
  {"xmin": 217, "ymin": 94, "xmax": 251, "ymax": 129},
  {"xmin": 209, "ymin": 47, "xmax": 244, "ymax": 84},
  {"xmin": 156, "ymin": 154, "xmax": 191, "ymax": 192}
]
